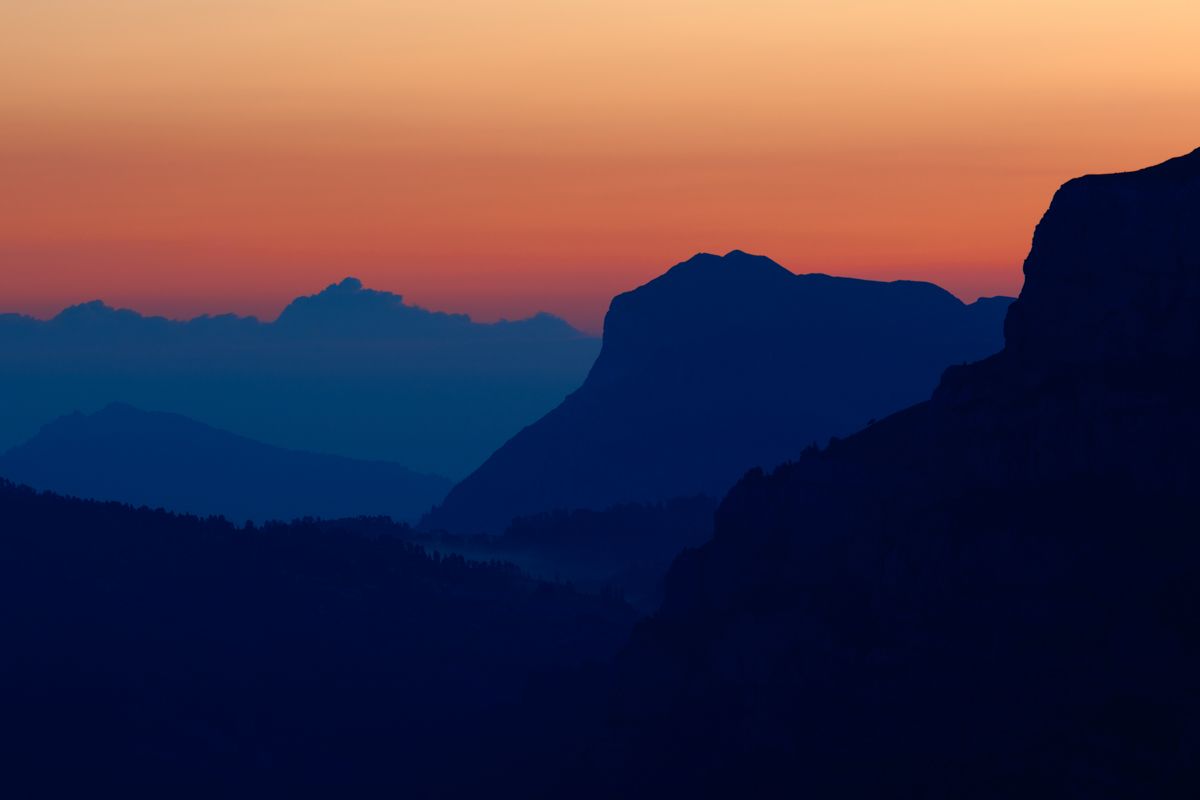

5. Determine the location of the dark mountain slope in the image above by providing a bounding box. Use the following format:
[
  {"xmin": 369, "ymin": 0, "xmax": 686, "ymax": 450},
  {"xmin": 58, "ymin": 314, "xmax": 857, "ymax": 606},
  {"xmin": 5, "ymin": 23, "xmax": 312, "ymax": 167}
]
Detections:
[
  {"xmin": 0, "ymin": 403, "xmax": 452, "ymax": 523},
  {"xmin": 410, "ymin": 496, "xmax": 720, "ymax": 612},
  {"xmin": 574, "ymin": 150, "xmax": 1200, "ymax": 797},
  {"xmin": 426, "ymin": 251, "xmax": 1011, "ymax": 533},
  {"xmin": 0, "ymin": 480, "xmax": 635, "ymax": 796}
]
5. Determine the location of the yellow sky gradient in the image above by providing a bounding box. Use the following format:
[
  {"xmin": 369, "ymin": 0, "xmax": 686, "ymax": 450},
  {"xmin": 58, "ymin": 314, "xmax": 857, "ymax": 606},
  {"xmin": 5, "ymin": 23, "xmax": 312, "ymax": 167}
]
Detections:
[{"xmin": 2, "ymin": 0, "xmax": 1198, "ymax": 329}]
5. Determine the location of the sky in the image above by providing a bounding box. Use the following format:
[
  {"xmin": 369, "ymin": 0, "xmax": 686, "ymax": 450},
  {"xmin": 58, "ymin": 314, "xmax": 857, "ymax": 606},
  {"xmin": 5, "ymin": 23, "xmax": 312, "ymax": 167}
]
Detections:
[{"xmin": 2, "ymin": 1, "xmax": 1199, "ymax": 333}]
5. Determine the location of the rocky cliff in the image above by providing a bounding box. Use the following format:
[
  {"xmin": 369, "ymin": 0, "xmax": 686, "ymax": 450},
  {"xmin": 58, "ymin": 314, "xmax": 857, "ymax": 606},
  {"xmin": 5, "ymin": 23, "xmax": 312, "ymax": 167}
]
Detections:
[
  {"xmin": 425, "ymin": 251, "xmax": 1011, "ymax": 533},
  {"xmin": 575, "ymin": 150, "xmax": 1200, "ymax": 799}
]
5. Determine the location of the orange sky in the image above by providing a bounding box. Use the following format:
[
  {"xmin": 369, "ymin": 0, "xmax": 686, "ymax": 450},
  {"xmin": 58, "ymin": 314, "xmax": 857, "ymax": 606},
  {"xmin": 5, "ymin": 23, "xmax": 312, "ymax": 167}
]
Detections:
[{"xmin": 2, "ymin": 1, "xmax": 1198, "ymax": 332}]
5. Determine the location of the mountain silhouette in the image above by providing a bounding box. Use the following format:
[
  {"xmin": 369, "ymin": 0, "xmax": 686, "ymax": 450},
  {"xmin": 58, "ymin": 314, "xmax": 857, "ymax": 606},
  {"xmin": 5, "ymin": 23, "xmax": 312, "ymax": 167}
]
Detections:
[
  {"xmin": 0, "ymin": 480, "xmax": 635, "ymax": 796},
  {"xmin": 0, "ymin": 403, "xmax": 452, "ymax": 523},
  {"xmin": 274, "ymin": 276, "xmax": 581, "ymax": 339},
  {"xmin": 424, "ymin": 250, "xmax": 1012, "ymax": 533},
  {"xmin": 567, "ymin": 150, "xmax": 1200, "ymax": 797},
  {"xmin": 3, "ymin": 149, "xmax": 1198, "ymax": 798},
  {"xmin": 0, "ymin": 279, "xmax": 598, "ymax": 478}
]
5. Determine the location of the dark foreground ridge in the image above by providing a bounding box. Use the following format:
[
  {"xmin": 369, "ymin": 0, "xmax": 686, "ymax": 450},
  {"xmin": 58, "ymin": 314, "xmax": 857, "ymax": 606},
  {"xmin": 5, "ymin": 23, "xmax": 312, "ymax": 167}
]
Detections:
[
  {"xmin": 426, "ymin": 251, "xmax": 1011, "ymax": 533},
  {"xmin": 569, "ymin": 148, "xmax": 1200, "ymax": 797},
  {"xmin": 0, "ymin": 481, "xmax": 636, "ymax": 796}
]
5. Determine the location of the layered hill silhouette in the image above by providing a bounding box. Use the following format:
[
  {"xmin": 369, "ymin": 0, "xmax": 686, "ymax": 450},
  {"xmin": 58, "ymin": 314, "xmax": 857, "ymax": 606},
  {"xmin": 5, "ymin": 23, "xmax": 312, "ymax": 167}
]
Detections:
[
  {"xmin": 0, "ymin": 403, "xmax": 451, "ymax": 523},
  {"xmin": 425, "ymin": 252, "xmax": 1012, "ymax": 533},
  {"xmin": 0, "ymin": 278, "xmax": 598, "ymax": 478},
  {"xmin": 3, "ymin": 148, "xmax": 1198, "ymax": 798},
  {"xmin": 566, "ymin": 150, "xmax": 1200, "ymax": 797}
]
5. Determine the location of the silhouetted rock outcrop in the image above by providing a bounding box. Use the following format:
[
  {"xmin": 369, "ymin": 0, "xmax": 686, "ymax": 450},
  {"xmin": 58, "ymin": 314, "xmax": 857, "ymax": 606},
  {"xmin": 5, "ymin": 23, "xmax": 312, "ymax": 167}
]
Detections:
[
  {"xmin": 0, "ymin": 403, "xmax": 452, "ymax": 522},
  {"xmin": 425, "ymin": 251, "xmax": 1011, "ymax": 533},
  {"xmin": 1006, "ymin": 148, "xmax": 1200, "ymax": 368},
  {"xmin": 0, "ymin": 279, "xmax": 598, "ymax": 478},
  {"xmin": 575, "ymin": 151, "xmax": 1200, "ymax": 797}
]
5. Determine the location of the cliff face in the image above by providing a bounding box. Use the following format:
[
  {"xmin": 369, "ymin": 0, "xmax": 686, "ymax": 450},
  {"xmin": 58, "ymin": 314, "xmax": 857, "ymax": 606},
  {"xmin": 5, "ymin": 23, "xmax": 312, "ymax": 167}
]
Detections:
[
  {"xmin": 425, "ymin": 250, "xmax": 1010, "ymax": 533},
  {"xmin": 582, "ymin": 151, "xmax": 1200, "ymax": 798},
  {"xmin": 1006, "ymin": 147, "xmax": 1200, "ymax": 368}
]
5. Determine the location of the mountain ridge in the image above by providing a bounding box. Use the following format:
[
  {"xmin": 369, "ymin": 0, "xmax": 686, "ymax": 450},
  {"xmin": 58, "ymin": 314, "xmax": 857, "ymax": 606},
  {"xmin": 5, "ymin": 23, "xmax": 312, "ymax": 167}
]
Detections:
[
  {"xmin": 0, "ymin": 403, "xmax": 452, "ymax": 523},
  {"xmin": 0, "ymin": 277, "xmax": 600, "ymax": 477},
  {"xmin": 424, "ymin": 250, "xmax": 1014, "ymax": 533},
  {"xmin": 7, "ymin": 276, "xmax": 585, "ymax": 336}
]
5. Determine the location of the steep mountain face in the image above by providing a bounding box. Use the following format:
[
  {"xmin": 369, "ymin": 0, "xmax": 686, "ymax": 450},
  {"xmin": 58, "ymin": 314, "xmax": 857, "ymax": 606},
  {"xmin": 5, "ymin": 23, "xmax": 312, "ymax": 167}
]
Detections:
[
  {"xmin": 0, "ymin": 279, "xmax": 598, "ymax": 478},
  {"xmin": 1005, "ymin": 151, "xmax": 1200, "ymax": 368},
  {"xmin": 575, "ymin": 151, "xmax": 1200, "ymax": 797},
  {"xmin": 425, "ymin": 251, "xmax": 1011, "ymax": 533},
  {"xmin": 0, "ymin": 404, "xmax": 452, "ymax": 523}
]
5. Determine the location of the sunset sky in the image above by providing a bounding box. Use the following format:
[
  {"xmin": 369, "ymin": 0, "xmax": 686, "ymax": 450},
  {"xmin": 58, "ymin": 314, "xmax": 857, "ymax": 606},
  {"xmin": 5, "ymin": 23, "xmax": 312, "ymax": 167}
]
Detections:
[{"xmin": 2, "ymin": 1, "xmax": 1198, "ymax": 332}]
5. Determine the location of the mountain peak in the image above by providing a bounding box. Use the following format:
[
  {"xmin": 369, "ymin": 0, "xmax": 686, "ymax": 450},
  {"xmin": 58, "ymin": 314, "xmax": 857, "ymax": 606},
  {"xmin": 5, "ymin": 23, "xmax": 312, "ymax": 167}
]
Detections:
[
  {"xmin": 53, "ymin": 300, "xmax": 117, "ymax": 320},
  {"xmin": 314, "ymin": 278, "xmax": 364, "ymax": 297},
  {"xmin": 667, "ymin": 249, "xmax": 792, "ymax": 280},
  {"xmin": 49, "ymin": 300, "xmax": 164, "ymax": 330},
  {"xmin": 274, "ymin": 278, "xmax": 462, "ymax": 332},
  {"xmin": 272, "ymin": 278, "xmax": 593, "ymax": 343},
  {"xmin": 285, "ymin": 276, "xmax": 406, "ymax": 310},
  {"xmin": 424, "ymin": 249, "xmax": 1010, "ymax": 533}
]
